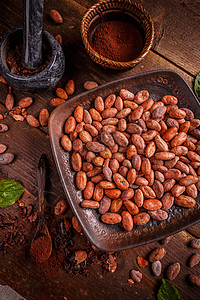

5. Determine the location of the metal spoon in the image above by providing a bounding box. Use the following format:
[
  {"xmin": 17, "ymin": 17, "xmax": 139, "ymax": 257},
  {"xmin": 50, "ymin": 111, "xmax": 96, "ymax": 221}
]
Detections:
[{"xmin": 30, "ymin": 154, "xmax": 52, "ymax": 262}]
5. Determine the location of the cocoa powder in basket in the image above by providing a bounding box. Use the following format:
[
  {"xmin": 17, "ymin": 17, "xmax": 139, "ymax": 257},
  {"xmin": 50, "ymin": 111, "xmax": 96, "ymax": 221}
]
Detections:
[{"xmin": 91, "ymin": 21, "xmax": 144, "ymax": 62}]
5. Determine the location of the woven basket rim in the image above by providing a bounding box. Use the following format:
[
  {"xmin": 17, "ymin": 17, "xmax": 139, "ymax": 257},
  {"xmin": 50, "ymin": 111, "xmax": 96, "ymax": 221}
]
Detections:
[{"xmin": 81, "ymin": 0, "xmax": 154, "ymax": 68}]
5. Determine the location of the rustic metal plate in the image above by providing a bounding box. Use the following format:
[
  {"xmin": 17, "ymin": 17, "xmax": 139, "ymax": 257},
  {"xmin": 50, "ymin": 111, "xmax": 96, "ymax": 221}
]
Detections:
[{"xmin": 49, "ymin": 70, "xmax": 200, "ymax": 251}]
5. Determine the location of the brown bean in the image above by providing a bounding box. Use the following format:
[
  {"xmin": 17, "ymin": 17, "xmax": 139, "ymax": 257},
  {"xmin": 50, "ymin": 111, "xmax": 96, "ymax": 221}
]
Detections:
[
  {"xmin": 189, "ymin": 253, "xmax": 200, "ymax": 268},
  {"xmin": 124, "ymin": 200, "xmax": 139, "ymax": 215},
  {"xmin": 166, "ymin": 118, "xmax": 179, "ymax": 129},
  {"xmin": 39, "ymin": 109, "xmax": 49, "ymax": 127},
  {"xmin": 115, "ymin": 96, "xmax": 123, "ymax": 111},
  {"xmin": 166, "ymin": 263, "xmax": 180, "ymax": 280},
  {"xmin": 120, "ymin": 89, "xmax": 134, "ymax": 100},
  {"xmin": 89, "ymin": 108, "xmax": 102, "ymax": 122},
  {"xmin": 165, "ymin": 156, "xmax": 179, "ymax": 169},
  {"xmin": 134, "ymin": 90, "xmax": 149, "ymax": 104},
  {"xmin": 188, "ymin": 274, "xmax": 200, "ymax": 287},
  {"xmin": 54, "ymin": 200, "xmax": 68, "ymax": 215},
  {"xmin": 76, "ymin": 171, "xmax": 87, "ymax": 190},
  {"xmin": 93, "ymin": 184, "xmax": 104, "ymax": 201},
  {"xmin": 145, "ymin": 141, "xmax": 156, "ymax": 158},
  {"xmin": 105, "ymin": 94, "xmax": 116, "ymax": 109},
  {"xmin": 175, "ymin": 195, "xmax": 196, "ymax": 208},
  {"xmin": 86, "ymin": 142, "xmax": 105, "ymax": 153},
  {"xmin": 134, "ymin": 189, "xmax": 144, "ymax": 207},
  {"xmin": 155, "ymin": 135, "xmax": 169, "ymax": 151},
  {"xmin": 113, "ymin": 173, "xmax": 129, "ymax": 190},
  {"xmin": 161, "ymin": 192, "xmax": 174, "ymax": 210},
  {"xmin": 84, "ymin": 124, "xmax": 98, "ymax": 137},
  {"xmin": 146, "ymin": 120, "xmax": 161, "ymax": 131},
  {"xmin": 83, "ymin": 181, "xmax": 94, "ymax": 199},
  {"xmin": 105, "ymin": 189, "xmax": 121, "ymax": 199},
  {"xmin": 164, "ymin": 169, "xmax": 181, "ymax": 179},
  {"xmin": 169, "ymin": 108, "xmax": 186, "ymax": 119},
  {"xmin": 149, "ymin": 248, "xmax": 166, "ymax": 262},
  {"xmin": 50, "ymin": 97, "xmax": 65, "ymax": 107},
  {"xmin": 0, "ymin": 124, "xmax": 8, "ymax": 132},
  {"xmin": 131, "ymin": 155, "xmax": 141, "ymax": 171},
  {"xmin": 148, "ymin": 209, "xmax": 168, "ymax": 221},
  {"xmin": 61, "ymin": 135, "xmax": 72, "ymax": 152},
  {"xmin": 143, "ymin": 199, "xmax": 162, "ymax": 210},
  {"xmin": 155, "ymin": 152, "xmax": 175, "ymax": 160},
  {"xmin": 127, "ymin": 168, "xmax": 137, "ymax": 184},
  {"xmin": 140, "ymin": 186, "xmax": 156, "ymax": 198},
  {"xmin": 0, "ymin": 153, "xmax": 14, "ymax": 165},
  {"xmin": 102, "ymin": 165, "xmax": 112, "ymax": 182},
  {"xmin": 81, "ymin": 200, "xmax": 99, "ymax": 209},
  {"xmin": 179, "ymin": 175, "xmax": 198, "ymax": 186},
  {"xmin": 191, "ymin": 239, "xmax": 200, "ymax": 249},
  {"xmin": 110, "ymin": 199, "xmax": 123, "ymax": 213},
  {"xmin": 171, "ymin": 184, "xmax": 185, "ymax": 197},
  {"xmin": 99, "ymin": 196, "xmax": 111, "ymax": 214},
  {"xmin": 133, "ymin": 213, "xmax": 150, "ymax": 225},
  {"xmin": 127, "ymin": 123, "xmax": 142, "ymax": 134},
  {"xmin": 162, "ymin": 127, "xmax": 178, "ymax": 141},
  {"xmin": 171, "ymin": 132, "xmax": 187, "ymax": 147},
  {"xmin": 65, "ymin": 116, "xmax": 76, "ymax": 134},
  {"xmin": 0, "ymin": 144, "xmax": 7, "ymax": 154},
  {"xmin": 94, "ymin": 96, "xmax": 104, "ymax": 112},
  {"xmin": 155, "ymin": 171, "xmax": 165, "ymax": 183},
  {"xmin": 121, "ymin": 188, "xmax": 134, "ymax": 200},
  {"xmin": 186, "ymin": 184, "xmax": 198, "ymax": 198},
  {"xmin": 102, "ymin": 108, "xmax": 118, "ymax": 119},
  {"xmin": 131, "ymin": 134, "xmax": 145, "ymax": 149},
  {"xmin": 124, "ymin": 101, "xmax": 138, "ymax": 110},
  {"xmin": 113, "ymin": 131, "xmax": 129, "ymax": 146},
  {"xmin": 152, "ymin": 106, "xmax": 167, "ymax": 119},
  {"xmin": 126, "ymin": 145, "xmax": 137, "ymax": 160},
  {"xmin": 26, "ymin": 115, "xmax": 39, "ymax": 127},
  {"xmin": 99, "ymin": 181, "xmax": 116, "ymax": 189},
  {"xmin": 141, "ymin": 158, "xmax": 151, "ymax": 175},
  {"xmin": 71, "ymin": 152, "xmax": 82, "ymax": 171},
  {"xmin": 162, "ymin": 95, "xmax": 178, "ymax": 105},
  {"xmin": 84, "ymin": 81, "xmax": 98, "ymax": 90},
  {"xmin": 131, "ymin": 106, "xmax": 144, "ymax": 121},
  {"xmin": 101, "ymin": 213, "xmax": 122, "ymax": 224},
  {"xmin": 121, "ymin": 211, "xmax": 133, "ymax": 231},
  {"xmin": 112, "ymin": 152, "xmax": 125, "ymax": 162},
  {"xmin": 187, "ymin": 151, "xmax": 200, "ymax": 162},
  {"xmin": 116, "ymin": 108, "xmax": 131, "ymax": 119},
  {"xmin": 135, "ymin": 177, "xmax": 149, "ymax": 186}
]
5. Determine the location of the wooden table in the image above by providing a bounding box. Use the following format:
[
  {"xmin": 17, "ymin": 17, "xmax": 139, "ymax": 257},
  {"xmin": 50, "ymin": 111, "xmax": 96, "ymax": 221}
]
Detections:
[{"xmin": 0, "ymin": 0, "xmax": 200, "ymax": 299}]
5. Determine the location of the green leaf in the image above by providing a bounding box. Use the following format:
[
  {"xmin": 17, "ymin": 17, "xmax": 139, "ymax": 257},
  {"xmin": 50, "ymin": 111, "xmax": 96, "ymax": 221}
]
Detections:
[
  {"xmin": 157, "ymin": 279, "xmax": 181, "ymax": 300},
  {"xmin": 194, "ymin": 72, "xmax": 200, "ymax": 101},
  {"xmin": 0, "ymin": 180, "xmax": 24, "ymax": 207}
]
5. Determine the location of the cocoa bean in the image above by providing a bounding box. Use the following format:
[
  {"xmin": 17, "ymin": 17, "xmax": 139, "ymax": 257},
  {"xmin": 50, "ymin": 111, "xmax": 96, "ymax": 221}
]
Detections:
[{"xmin": 166, "ymin": 262, "xmax": 180, "ymax": 280}]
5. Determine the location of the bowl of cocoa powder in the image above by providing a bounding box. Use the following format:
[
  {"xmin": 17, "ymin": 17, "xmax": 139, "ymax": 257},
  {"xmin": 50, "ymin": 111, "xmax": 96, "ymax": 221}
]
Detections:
[{"xmin": 81, "ymin": 0, "xmax": 154, "ymax": 70}]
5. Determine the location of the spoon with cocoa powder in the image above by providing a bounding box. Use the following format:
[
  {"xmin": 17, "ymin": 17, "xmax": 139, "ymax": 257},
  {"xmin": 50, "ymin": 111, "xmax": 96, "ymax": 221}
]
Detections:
[{"xmin": 30, "ymin": 154, "xmax": 52, "ymax": 263}]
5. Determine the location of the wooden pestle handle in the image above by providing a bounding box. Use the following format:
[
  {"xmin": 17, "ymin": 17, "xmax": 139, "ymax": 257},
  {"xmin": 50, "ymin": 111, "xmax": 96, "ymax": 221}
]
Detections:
[{"xmin": 22, "ymin": 0, "xmax": 44, "ymax": 69}]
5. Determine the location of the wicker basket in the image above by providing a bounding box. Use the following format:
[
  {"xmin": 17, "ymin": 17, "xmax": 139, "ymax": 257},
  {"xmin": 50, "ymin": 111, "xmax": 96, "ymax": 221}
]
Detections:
[{"xmin": 81, "ymin": 0, "xmax": 154, "ymax": 70}]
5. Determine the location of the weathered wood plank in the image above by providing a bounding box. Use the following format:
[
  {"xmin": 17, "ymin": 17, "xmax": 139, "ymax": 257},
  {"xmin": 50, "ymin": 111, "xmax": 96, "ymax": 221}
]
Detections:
[{"xmin": 0, "ymin": 1, "xmax": 199, "ymax": 299}]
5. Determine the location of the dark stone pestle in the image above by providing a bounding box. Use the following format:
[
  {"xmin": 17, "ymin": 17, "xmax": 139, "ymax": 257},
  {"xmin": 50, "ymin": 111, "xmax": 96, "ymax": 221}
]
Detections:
[
  {"xmin": 22, "ymin": 0, "xmax": 44, "ymax": 70},
  {"xmin": 0, "ymin": 0, "xmax": 65, "ymax": 91}
]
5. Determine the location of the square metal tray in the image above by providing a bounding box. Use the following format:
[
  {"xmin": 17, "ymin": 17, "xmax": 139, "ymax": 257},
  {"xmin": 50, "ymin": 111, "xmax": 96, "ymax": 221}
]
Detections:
[{"xmin": 49, "ymin": 70, "xmax": 200, "ymax": 251}]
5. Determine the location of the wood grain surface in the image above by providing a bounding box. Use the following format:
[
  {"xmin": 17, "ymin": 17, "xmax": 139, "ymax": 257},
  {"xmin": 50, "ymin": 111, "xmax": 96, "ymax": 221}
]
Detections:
[{"xmin": 0, "ymin": 0, "xmax": 200, "ymax": 299}]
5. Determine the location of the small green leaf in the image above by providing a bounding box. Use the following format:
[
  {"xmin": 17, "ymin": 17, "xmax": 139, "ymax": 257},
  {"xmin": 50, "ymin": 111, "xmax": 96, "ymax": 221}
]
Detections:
[
  {"xmin": 194, "ymin": 72, "xmax": 200, "ymax": 101},
  {"xmin": 157, "ymin": 279, "xmax": 181, "ymax": 300},
  {"xmin": 0, "ymin": 180, "xmax": 24, "ymax": 207}
]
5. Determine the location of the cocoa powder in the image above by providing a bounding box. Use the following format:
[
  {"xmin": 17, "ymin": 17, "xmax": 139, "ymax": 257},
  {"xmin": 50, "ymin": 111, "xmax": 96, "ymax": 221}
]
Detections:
[
  {"xmin": 91, "ymin": 21, "xmax": 144, "ymax": 62},
  {"xmin": 6, "ymin": 42, "xmax": 51, "ymax": 76},
  {"xmin": 30, "ymin": 235, "xmax": 51, "ymax": 263}
]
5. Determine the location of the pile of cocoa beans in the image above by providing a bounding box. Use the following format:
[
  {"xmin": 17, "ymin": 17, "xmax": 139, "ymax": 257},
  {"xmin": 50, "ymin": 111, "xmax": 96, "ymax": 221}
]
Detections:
[{"xmin": 61, "ymin": 88, "xmax": 200, "ymax": 231}]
